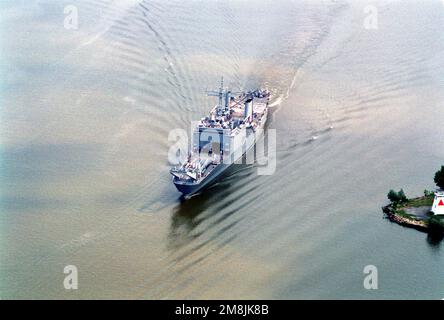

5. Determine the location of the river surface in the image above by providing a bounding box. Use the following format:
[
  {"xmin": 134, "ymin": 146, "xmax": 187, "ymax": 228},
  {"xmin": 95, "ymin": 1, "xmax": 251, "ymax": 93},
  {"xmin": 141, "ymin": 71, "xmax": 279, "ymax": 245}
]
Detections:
[{"xmin": 1, "ymin": 0, "xmax": 444, "ymax": 299}]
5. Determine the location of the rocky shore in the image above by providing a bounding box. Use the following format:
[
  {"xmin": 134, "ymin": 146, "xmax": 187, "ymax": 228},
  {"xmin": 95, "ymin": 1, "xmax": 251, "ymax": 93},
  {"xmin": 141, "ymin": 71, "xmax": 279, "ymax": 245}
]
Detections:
[
  {"xmin": 382, "ymin": 195, "xmax": 443, "ymax": 234},
  {"xmin": 382, "ymin": 203, "xmax": 428, "ymax": 232}
]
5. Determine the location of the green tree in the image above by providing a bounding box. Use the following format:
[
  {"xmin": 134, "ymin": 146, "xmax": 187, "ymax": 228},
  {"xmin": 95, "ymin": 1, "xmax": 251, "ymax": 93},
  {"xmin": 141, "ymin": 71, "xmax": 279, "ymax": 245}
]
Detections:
[
  {"xmin": 428, "ymin": 216, "xmax": 444, "ymax": 234},
  {"xmin": 387, "ymin": 189, "xmax": 400, "ymax": 204},
  {"xmin": 398, "ymin": 189, "xmax": 408, "ymax": 203},
  {"xmin": 434, "ymin": 166, "xmax": 444, "ymax": 190},
  {"xmin": 387, "ymin": 189, "xmax": 408, "ymax": 204}
]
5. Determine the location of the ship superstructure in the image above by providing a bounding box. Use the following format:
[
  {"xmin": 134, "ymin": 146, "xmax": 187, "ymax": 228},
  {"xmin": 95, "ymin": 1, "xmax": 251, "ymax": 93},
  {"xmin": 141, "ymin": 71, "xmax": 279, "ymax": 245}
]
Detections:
[{"xmin": 170, "ymin": 78, "xmax": 270, "ymax": 196}]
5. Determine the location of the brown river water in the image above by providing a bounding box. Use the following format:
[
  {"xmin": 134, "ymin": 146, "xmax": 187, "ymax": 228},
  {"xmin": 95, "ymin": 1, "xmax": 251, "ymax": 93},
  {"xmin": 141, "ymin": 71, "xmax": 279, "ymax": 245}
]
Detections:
[{"xmin": 1, "ymin": 0, "xmax": 444, "ymax": 299}]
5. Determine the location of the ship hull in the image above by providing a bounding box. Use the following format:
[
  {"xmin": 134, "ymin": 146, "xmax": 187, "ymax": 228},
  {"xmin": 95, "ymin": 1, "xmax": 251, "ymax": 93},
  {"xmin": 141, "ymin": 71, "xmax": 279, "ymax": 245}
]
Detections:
[{"xmin": 173, "ymin": 162, "xmax": 231, "ymax": 196}]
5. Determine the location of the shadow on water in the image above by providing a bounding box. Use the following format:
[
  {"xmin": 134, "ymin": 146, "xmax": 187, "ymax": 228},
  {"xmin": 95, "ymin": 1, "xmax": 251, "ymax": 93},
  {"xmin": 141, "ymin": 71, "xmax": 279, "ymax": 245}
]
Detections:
[
  {"xmin": 167, "ymin": 163, "xmax": 254, "ymax": 252},
  {"xmin": 426, "ymin": 218, "xmax": 444, "ymax": 247},
  {"xmin": 426, "ymin": 232, "xmax": 444, "ymax": 248}
]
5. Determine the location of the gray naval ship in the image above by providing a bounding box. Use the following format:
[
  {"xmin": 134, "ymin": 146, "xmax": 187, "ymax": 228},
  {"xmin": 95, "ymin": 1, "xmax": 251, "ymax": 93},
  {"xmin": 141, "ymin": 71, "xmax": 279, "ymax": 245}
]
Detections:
[{"xmin": 170, "ymin": 79, "xmax": 270, "ymax": 197}]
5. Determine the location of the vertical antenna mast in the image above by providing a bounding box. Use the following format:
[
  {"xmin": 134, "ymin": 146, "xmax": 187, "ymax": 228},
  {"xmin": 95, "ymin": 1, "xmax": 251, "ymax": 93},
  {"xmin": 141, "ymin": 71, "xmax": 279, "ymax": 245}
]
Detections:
[
  {"xmin": 207, "ymin": 76, "xmax": 226, "ymax": 115},
  {"xmin": 218, "ymin": 76, "xmax": 224, "ymax": 113}
]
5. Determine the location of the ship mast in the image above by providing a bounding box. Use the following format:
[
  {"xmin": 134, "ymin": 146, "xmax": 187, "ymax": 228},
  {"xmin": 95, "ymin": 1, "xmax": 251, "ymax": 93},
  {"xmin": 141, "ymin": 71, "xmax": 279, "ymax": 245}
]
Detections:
[{"xmin": 206, "ymin": 76, "xmax": 226, "ymax": 115}]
